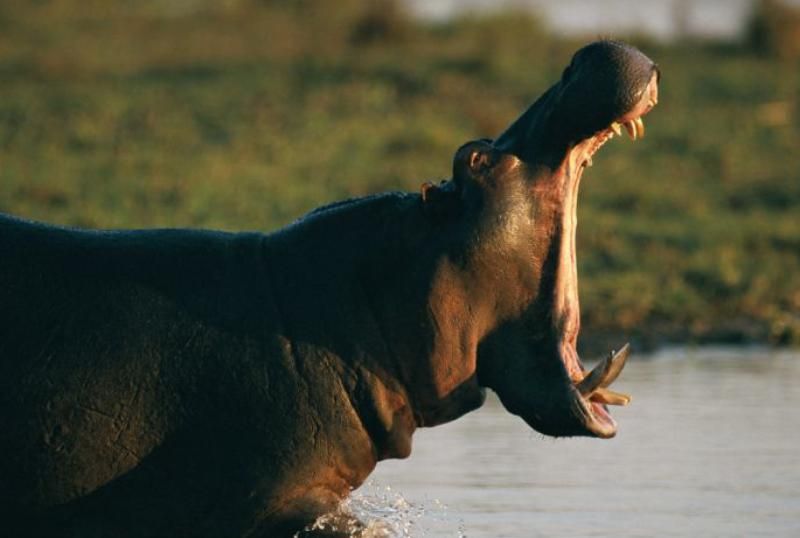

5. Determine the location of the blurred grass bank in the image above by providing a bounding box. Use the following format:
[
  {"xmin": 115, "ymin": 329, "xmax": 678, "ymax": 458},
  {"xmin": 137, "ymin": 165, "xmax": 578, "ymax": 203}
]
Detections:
[{"xmin": 0, "ymin": 0, "xmax": 798, "ymax": 347}]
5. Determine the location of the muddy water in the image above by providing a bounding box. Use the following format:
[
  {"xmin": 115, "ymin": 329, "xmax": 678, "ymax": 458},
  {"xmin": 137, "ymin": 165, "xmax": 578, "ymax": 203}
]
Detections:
[{"xmin": 348, "ymin": 347, "xmax": 800, "ymax": 537}]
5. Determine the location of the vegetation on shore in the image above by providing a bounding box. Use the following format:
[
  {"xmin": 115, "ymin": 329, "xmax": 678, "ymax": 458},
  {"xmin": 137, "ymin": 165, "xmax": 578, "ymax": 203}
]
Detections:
[{"xmin": 0, "ymin": 0, "xmax": 798, "ymax": 347}]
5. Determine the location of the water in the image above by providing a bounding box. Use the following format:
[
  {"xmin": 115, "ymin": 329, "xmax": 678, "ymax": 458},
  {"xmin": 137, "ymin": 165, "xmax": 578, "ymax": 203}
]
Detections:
[
  {"xmin": 405, "ymin": 0, "xmax": 800, "ymax": 41},
  {"xmin": 340, "ymin": 347, "xmax": 800, "ymax": 537}
]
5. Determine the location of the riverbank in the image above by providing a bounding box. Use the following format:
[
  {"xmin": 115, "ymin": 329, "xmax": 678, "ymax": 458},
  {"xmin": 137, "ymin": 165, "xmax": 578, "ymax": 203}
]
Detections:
[
  {"xmin": 0, "ymin": 2, "xmax": 797, "ymax": 347},
  {"xmin": 579, "ymin": 319, "xmax": 785, "ymax": 357}
]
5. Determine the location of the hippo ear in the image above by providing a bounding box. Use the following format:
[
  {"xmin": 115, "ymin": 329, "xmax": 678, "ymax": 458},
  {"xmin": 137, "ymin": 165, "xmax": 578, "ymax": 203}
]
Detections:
[
  {"xmin": 451, "ymin": 139, "xmax": 501, "ymax": 214},
  {"xmin": 420, "ymin": 179, "xmax": 460, "ymax": 220}
]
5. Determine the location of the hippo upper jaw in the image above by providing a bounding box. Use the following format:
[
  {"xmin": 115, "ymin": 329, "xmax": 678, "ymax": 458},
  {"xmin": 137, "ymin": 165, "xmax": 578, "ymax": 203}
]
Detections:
[
  {"xmin": 574, "ymin": 71, "xmax": 659, "ymax": 170},
  {"xmin": 494, "ymin": 40, "xmax": 660, "ymax": 167}
]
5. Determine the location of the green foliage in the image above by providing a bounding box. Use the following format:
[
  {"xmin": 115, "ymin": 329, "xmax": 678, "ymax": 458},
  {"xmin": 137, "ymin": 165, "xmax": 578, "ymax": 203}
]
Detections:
[
  {"xmin": 0, "ymin": 1, "xmax": 797, "ymax": 345},
  {"xmin": 747, "ymin": 0, "xmax": 800, "ymax": 60}
]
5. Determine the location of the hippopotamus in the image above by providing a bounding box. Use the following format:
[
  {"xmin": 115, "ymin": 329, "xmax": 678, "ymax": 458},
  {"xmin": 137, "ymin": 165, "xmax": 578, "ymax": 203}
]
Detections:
[{"xmin": 0, "ymin": 40, "xmax": 658, "ymax": 537}]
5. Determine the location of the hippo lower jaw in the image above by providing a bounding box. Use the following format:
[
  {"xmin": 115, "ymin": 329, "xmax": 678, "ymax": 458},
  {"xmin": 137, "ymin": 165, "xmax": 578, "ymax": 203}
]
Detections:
[{"xmin": 515, "ymin": 339, "xmax": 633, "ymax": 440}]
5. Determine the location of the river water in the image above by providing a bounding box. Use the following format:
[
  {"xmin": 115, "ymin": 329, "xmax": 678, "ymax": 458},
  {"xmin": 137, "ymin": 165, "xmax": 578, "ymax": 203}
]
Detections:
[
  {"xmin": 339, "ymin": 347, "xmax": 800, "ymax": 537},
  {"xmin": 405, "ymin": 0, "xmax": 755, "ymax": 40}
]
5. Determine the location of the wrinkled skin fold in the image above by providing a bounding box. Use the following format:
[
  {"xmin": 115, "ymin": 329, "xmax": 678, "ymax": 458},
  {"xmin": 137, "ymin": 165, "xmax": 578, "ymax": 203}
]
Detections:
[{"xmin": 0, "ymin": 40, "xmax": 658, "ymax": 537}]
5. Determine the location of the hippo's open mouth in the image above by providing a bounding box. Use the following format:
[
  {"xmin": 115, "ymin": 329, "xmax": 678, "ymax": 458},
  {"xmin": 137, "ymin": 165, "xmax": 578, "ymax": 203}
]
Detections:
[
  {"xmin": 478, "ymin": 40, "xmax": 659, "ymax": 440},
  {"xmin": 558, "ymin": 70, "xmax": 659, "ymax": 438}
]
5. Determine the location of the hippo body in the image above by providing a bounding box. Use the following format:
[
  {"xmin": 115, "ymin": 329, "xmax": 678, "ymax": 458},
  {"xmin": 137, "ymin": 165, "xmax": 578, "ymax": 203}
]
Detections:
[
  {"xmin": 0, "ymin": 41, "xmax": 659, "ymax": 537},
  {"xmin": 0, "ymin": 195, "xmax": 447, "ymax": 536}
]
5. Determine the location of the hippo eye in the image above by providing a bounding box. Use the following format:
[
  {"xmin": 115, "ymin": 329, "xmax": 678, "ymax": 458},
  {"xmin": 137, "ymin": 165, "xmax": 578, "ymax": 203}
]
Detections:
[{"xmin": 469, "ymin": 150, "xmax": 493, "ymax": 173}]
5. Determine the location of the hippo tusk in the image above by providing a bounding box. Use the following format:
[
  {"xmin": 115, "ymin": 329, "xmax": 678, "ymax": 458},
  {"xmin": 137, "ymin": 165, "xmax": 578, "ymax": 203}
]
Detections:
[
  {"xmin": 634, "ymin": 116, "xmax": 645, "ymax": 138},
  {"xmin": 589, "ymin": 387, "xmax": 631, "ymax": 406},
  {"xmin": 575, "ymin": 343, "xmax": 631, "ymax": 396},
  {"xmin": 623, "ymin": 120, "xmax": 637, "ymax": 140}
]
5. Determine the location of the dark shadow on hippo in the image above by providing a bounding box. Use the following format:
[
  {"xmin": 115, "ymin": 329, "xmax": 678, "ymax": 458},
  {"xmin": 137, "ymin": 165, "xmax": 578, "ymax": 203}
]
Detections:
[{"xmin": 0, "ymin": 40, "xmax": 659, "ymax": 537}]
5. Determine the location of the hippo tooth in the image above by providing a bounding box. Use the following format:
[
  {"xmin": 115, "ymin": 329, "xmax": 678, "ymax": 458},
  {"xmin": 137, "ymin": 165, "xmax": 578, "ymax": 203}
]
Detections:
[
  {"xmin": 623, "ymin": 120, "xmax": 637, "ymax": 141},
  {"xmin": 589, "ymin": 387, "xmax": 631, "ymax": 406},
  {"xmin": 586, "ymin": 156, "xmax": 593, "ymax": 167},
  {"xmin": 635, "ymin": 116, "xmax": 645, "ymax": 138},
  {"xmin": 610, "ymin": 122, "xmax": 622, "ymax": 136},
  {"xmin": 575, "ymin": 344, "xmax": 631, "ymax": 396}
]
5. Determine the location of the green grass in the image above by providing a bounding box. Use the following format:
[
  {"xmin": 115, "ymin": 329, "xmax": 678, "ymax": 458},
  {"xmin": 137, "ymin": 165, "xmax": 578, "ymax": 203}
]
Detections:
[{"xmin": 0, "ymin": 1, "xmax": 798, "ymax": 346}]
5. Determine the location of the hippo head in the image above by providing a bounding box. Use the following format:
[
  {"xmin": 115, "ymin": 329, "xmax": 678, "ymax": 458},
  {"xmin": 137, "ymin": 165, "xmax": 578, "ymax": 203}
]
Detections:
[{"xmin": 422, "ymin": 41, "xmax": 659, "ymax": 439}]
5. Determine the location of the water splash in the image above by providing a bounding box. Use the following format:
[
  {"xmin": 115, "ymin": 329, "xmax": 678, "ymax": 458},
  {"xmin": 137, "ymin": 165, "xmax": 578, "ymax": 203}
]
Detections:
[{"xmin": 298, "ymin": 482, "xmax": 464, "ymax": 537}]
